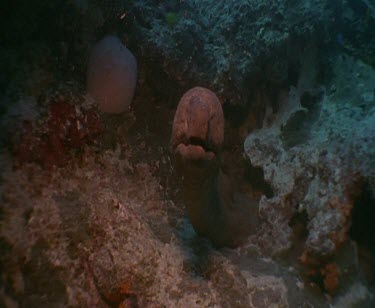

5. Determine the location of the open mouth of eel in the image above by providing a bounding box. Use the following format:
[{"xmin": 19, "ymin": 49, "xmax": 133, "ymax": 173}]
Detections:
[{"xmin": 174, "ymin": 137, "xmax": 217, "ymax": 162}]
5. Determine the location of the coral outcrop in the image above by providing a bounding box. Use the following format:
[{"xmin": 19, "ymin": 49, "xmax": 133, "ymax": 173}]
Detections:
[
  {"xmin": 244, "ymin": 53, "xmax": 375, "ymax": 292},
  {"xmin": 139, "ymin": 0, "xmax": 333, "ymax": 105},
  {"xmin": 0, "ymin": 145, "xmax": 295, "ymax": 307}
]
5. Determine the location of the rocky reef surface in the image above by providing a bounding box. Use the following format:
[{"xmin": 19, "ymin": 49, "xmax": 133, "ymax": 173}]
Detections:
[
  {"xmin": 1, "ymin": 0, "xmax": 375, "ymax": 307},
  {"xmin": 0, "ymin": 144, "xmax": 297, "ymax": 307},
  {"xmin": 245, "ymin": 52, "xmax": 375, "ymax": 294}
]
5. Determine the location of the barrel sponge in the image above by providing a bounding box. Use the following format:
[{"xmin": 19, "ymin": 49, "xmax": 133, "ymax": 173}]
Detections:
[{"xmin": 87, "ymin": 36, "xmax": 137, "ymax": 114}]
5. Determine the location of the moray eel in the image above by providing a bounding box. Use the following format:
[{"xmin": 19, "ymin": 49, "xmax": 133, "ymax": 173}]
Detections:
[{"xmin": 171, "ymin": 87, "xmax": 255, "ymax": 247}]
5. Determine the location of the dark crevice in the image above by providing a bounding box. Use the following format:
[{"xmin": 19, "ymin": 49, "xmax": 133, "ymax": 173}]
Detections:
[
  {"xmin": 188, "ymin": 137, "xmax": 210, "ymax": 151},
  {"xmin": 0, "ymin": 237, "xmax": 11, "ymax": 277},
  {"xmin": 349, "ymin": 180, "xmax": 375, "ymax": 285},
  {"xmin": 349, "ymin": 181, "xmax": 375, "ymax": 246},
  {"xmin": 289, "ymin": 209, "xmax": 309, "ymax": 239},
  {"xmin": 244, "ymin": 162, "xmax": 274, "ymax": 198},
  {"xmin": 20, "ymin": 240, "xmax": 68, "ymax": 306},
  {"xmin": 300, "ymin": 91, "xmax": 323, "ymax": 110},
  {"xmin": 287, "ymin": 61, "xmax": 300, "ymax": 87},
  {"xmin": 281, "ymin": 90, "xmax": 322, "ymax": 149},
  {"xmin": 287, "ymin": 208, "xmax": 309, "ymax": 262},
  {"xmin": 223, "ymin": 104, "xmax": 250, "ymax": 128}
]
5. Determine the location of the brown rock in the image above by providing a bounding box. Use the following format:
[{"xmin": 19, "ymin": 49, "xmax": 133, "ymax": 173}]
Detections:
[{"xmin": 321, "ymin": 263, "xmax": 340, "ymax": 294}]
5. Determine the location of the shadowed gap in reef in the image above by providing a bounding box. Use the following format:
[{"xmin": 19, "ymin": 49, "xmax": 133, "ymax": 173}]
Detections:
[{"xmin": 349, "ymin": 180, "xmax": 375, "ymax": 285}]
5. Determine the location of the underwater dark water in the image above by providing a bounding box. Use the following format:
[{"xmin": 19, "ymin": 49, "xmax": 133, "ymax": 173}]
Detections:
[{"xmin": 0, "ymin": 1, "xmax": 375, "ymax": 307}]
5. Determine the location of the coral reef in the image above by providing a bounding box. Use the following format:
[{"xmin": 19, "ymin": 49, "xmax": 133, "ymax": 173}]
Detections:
[
  {"xmin": 244, "ymin": 53, "xmax": 375, "ymax": 293},
  {"xmin": 16, "ymin": 99, "xmax": 102, "ymax": 169},
  {"xmin": 1, "ymin": 0, "xmax": 375, "ymax": 306},
  {"xmin": 140, "ymin": 0, "xmax": 333, "ymax": 106},
  {"xmin": 0, "ymin": 145, "xmax": 303, "ymax": 307},
  {"xmin": 335, "ymin": 0, "xmax": 375, "ymax": 67}
]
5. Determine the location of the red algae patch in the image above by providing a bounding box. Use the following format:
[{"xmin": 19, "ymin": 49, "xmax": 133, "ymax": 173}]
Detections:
[{"xmin": 16, "ymin": 100, "xmax": 103, "ymax": 169}]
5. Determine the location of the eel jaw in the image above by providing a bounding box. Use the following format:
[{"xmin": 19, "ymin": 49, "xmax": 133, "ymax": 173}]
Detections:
[
  {"xmin": 172, "ymin": 141, "xmax": 219, "ymax": 178},
  {"xmin": 174, "ymin": 139, "xmax": 216, "ymax": 163}
]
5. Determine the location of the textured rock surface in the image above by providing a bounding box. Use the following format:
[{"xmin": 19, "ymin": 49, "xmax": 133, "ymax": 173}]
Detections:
[
  {"xmin": 87, "ymin": 35, "xmax": 137, "ymax": 113},
  {"xmin": 140, "ymin": 0, "xmax": 333, "ymax": 106},
  {"xmin": 16, "ymin": 99, "xmax": 103, "ymax": 169},
  {"xmin": 244, "ymin": 53, "xmax": 375, "ymax": 271},
  {"xmin": 0, "ymin": 146, "xmax": 300, "ymax": 307}
]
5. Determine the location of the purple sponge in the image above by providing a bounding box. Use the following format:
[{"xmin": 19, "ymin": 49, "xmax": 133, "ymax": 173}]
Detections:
[{"xmin": 87, "ymin": 36, "xmax": 137, "ymax": 114}]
